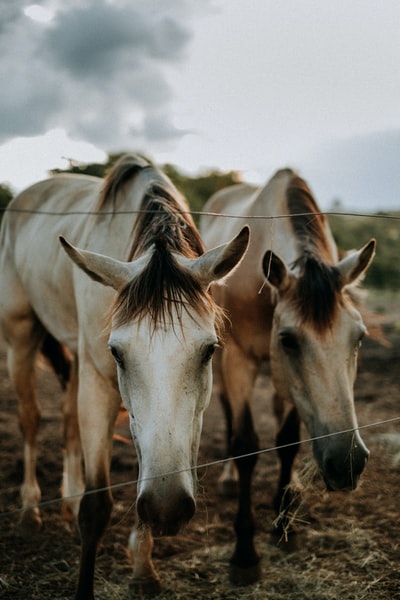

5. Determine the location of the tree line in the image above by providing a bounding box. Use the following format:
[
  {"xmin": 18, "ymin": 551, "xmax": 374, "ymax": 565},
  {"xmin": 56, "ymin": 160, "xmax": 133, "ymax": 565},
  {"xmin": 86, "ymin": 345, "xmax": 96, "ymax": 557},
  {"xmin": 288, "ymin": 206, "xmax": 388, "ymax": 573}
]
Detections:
[{"xmin": 1, "ymin": 154, "xmax": 398, "ymax": 289}]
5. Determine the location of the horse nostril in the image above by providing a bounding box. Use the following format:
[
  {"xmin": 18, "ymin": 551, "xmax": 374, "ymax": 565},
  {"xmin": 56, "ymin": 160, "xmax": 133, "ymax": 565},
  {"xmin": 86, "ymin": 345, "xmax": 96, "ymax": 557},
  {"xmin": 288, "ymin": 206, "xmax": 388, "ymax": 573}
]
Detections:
[
  {"xmin": 323, "ymin": 442, "xmax": 369, "ymax": 491},
  {"xmin": 182, "ymin": 495, "xmax": 196, "ymax": 522},
  {"xmin": 349, "ymin": 438, "xmax": 369, "ymax": 475},
  {"xmin": 136, "ymin": 492, "xmax": 152, "ymax": 524}
]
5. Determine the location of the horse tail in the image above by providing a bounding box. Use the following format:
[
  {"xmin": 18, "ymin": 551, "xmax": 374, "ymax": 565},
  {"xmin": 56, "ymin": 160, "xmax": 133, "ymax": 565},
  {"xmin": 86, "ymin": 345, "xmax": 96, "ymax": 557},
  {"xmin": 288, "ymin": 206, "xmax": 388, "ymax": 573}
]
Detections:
[{"xmin": 40, "ymin": 333, "xmax": 72, "ymax": 391}]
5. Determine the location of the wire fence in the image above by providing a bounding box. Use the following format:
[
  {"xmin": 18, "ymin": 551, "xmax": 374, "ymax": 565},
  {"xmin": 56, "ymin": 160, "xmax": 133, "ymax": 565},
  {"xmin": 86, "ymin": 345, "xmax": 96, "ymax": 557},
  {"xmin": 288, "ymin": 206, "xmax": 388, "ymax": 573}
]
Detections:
[
  {"xmin": 1, "ymin": 415, "xmax": 400, "ymax": 521},
  {"xmin": 0, "ymin": 205, "xmax": 399, "ymax": 522},
  {"xmin": 1, "ymin": 205, "xmax": 400, "ymax": 221}
]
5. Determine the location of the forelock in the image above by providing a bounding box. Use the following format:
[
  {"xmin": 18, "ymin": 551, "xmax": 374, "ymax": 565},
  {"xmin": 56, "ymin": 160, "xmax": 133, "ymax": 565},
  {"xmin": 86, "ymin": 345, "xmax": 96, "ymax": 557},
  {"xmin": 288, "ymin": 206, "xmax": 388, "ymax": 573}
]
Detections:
[{"xmin": 291, "ymin": 255, "xmax": 342, "ymax": 332}]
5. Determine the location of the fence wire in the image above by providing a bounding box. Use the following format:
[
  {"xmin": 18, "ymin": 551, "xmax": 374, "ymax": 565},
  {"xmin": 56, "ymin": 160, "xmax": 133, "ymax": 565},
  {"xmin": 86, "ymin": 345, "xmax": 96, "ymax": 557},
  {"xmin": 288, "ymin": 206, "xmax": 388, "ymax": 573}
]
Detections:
[
  {"xmin": 1, "ymin": 205, "xmax": 400, "ymax": 221},
  {"xmin": 1, "ymin": 415, "xmax": 400, "ymax": 520},
  {"xmin": 0, "ymin": 205, "xmax": 399, "ymax": 520}
]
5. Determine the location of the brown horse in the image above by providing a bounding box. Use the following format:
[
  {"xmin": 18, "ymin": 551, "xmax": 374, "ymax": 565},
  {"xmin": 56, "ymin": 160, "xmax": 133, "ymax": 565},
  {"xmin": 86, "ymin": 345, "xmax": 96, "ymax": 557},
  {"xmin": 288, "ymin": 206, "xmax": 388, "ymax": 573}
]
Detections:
[
  {"xmin": 200, "ymin": 168, "xmax": 375, "ymax": 583},
  {"xmin": 0, "ymin": 155, "xmax": 249, "ymax": 598}
]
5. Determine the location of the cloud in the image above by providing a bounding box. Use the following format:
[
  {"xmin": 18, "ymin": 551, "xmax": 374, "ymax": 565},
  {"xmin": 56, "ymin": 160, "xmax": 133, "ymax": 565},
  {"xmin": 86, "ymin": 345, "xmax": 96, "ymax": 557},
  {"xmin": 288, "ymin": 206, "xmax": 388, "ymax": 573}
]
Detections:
[
  {"xmin": 137, "ymin": 114, "xmax": 189, "ymax": 142},
  {"xmin": 0, "ymin": 0, "xmax": 193, "ymax": 148},
  {"xmin": 42, "ymin": 4, "xmax": 190, "ymax": 79},
  {"xmin": 0, "ymin": 1, "xmax": 30, "ymax": 33}
]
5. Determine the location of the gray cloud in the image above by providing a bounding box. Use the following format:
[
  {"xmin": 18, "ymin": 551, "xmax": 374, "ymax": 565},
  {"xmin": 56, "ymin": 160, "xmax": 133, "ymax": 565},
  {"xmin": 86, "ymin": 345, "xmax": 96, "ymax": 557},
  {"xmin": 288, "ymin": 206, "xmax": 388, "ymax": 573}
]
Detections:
[
  {"xmin": 0, "ymin": 1, "xmax": 30, "ymax": 33},
  {"xmin": 136, "ymin": 113, "xmax": 189, "ymax": 142},
  {"xmin": 42, "ymin": 4, "xmax": 190, "ymax": 79},
  {"xmin": 0, "ymin": 0, "xmax": 193, "ymax": 148}
]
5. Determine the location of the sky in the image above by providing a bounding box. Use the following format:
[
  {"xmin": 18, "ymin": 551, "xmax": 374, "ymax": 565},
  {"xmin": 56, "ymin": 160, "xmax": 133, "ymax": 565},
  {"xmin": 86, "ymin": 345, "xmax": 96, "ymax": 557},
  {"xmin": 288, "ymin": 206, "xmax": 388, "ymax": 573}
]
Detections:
[{"xmin": 0, "ymin": 0, "xmax": 400, "ymax": 211}]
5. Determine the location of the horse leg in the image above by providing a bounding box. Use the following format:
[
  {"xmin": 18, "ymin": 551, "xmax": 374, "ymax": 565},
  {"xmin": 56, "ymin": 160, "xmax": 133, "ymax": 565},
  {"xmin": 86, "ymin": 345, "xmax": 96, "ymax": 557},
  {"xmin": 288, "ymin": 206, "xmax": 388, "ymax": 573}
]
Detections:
[
  {"xmin": 61, "ymin": 355, "xmax": 84, "ymax": 523},
  {"xmin": 74, "ymin": 368, "xmax": 120, "ymax": 600},
  {"xmin": 128, "ymin": 521, "xmax": 161, "ymax": 595},
  {"xmin": 213, "ymin": 349, "xmax": 239, "ymax": 498},
  {"xmin": 218, "ymin": 391, "xmax": 239, "ymax": 496},
  {"xmin": 221, "ymin": 339, "xmax": 261, "ymax": 584},
  {"xmin": 213, "ymin": 344, "xmax": 239, "ymax": 496},
  {"xmin": 273, "ymin": 399, "xmax": 300, "ymax": 538},
  {"xmin": 5, "ymin": 316, "xmax": 44, "ymax": 534}
]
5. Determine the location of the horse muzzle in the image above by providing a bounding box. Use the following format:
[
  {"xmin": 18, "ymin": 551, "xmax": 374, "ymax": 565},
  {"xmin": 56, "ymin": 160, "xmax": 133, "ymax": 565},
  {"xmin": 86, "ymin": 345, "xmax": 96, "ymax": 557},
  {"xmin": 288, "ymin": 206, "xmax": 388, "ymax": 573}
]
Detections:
[
  {"xmin": 136, "ymin": 489, "xmax": 196, "ymax": 537},
  {"xmin": 313, "ymin": 431, "xmax": 369, "ymax": 491}
]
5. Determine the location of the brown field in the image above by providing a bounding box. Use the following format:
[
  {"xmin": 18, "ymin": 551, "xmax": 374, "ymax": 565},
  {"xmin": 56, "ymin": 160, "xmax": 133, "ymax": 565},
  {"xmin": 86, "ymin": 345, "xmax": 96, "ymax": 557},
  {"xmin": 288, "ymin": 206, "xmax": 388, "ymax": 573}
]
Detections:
[{"xmin": 1, "ymin": 294, "xmax": 400, "ymax": 599}]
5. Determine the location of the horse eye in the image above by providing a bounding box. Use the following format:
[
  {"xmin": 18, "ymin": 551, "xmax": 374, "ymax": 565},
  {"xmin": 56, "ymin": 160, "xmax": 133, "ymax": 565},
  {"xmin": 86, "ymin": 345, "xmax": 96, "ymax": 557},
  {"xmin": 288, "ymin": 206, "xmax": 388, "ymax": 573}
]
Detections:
[
  {"xmin": 279, "ymin": 331, "xmax": 300, "ymax": 352},
  {"xmin": 109, "ymin": 345, "xmax": 124, "ymax": 368},
  {"xmin": 203, "ymin": 343, "xmax": 217, "ymax": 364},
  {"xmin": 356, "ymin": 332, "xmax": 365, "ymax": 350}
]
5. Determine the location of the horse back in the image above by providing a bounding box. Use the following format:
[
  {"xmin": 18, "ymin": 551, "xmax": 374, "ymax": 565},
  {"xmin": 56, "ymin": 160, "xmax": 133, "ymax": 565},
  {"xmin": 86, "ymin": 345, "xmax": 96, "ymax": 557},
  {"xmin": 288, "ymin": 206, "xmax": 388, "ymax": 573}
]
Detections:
[
  {"xmin": 0, "ymin": 176, "xmax": 105, "ymax": 352},
  {"xmin": 201, "ymin": 183, "xmax": 258, "ymax": 248}
]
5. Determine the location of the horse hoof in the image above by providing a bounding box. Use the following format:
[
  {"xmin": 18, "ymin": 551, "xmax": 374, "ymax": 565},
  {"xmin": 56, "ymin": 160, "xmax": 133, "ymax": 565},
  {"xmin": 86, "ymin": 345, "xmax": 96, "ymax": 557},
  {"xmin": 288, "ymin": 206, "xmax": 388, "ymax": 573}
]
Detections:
[
  {"xmin": 229, "ymin": 561, "xmax": 261, "ymax": 585},
  {"xmin": 128, "ymin": 575, "xmax": 162, "ymax": 597},
  {"xmin": 217, "ymin": 478, "xmax": 238, "ymax": 497}
]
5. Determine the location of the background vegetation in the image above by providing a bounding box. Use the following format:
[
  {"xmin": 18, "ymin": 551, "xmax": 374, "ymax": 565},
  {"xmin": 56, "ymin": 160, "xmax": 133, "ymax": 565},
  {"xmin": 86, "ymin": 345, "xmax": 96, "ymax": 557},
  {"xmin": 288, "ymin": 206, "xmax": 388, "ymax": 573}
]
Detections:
[
  {"xmin": 329, "ymin": 211, "xmax": 400, "ymax": 290},
  {"xmin": 1, "ymin": 154, "xmax": 398, "ymax": 289}
]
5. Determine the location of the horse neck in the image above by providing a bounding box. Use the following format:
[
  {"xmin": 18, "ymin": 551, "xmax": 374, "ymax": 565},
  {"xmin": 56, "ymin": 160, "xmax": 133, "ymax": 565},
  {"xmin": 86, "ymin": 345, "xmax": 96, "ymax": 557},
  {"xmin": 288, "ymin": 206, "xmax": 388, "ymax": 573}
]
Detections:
[
  {"xmin": 254, "ymin": 170, "xmax": 338, "ymax": 268},
  {"xmin": 250, "ymin": 173, "xmax": 299, "ymax": 265}
]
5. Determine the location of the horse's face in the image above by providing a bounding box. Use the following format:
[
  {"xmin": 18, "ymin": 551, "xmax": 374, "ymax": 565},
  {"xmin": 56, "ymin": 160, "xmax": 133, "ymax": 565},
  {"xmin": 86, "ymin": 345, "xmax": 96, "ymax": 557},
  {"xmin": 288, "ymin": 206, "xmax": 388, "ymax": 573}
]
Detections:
[
  {"xmin": 270, "ymin": 297, "xmax": 368, "ymax": 490},
  {"xmin": 263, "ymin": 239, "xmax": 376, "ymax": 492},
  {"xmin": 60, "ymin": 226, "xmax": 249, "ymax": 535},
  {"xmin": 109, "ymin": 308, "xmax": 216, "ymax": 535}
]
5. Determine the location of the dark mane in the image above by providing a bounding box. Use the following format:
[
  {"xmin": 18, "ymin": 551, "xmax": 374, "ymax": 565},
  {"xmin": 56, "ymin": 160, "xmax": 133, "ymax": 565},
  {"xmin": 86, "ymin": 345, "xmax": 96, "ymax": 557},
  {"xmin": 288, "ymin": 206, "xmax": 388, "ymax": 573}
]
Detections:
[
  {"xmin": 101, "ymin": 155, "xmax": 221, "ymax": 331},
  {"xmin": 286, "ymin": 173, "xmax": 342, "ymax": 332},
  {"xmin": 98, "ymin": 154, "xmax": 204, "ymax": 259},
  {"xmin": 97, "ymin": 154, "xmax": 151, "ymax": 210},
  {"xmin": 113, "ymin": 240, "xmax": 221, "ymax": 331},
  {"xmin": 292, "ymin": 255, "xmax": 342, "ymax": 333},
  {"xmin": 127, "ymin": 184, "xmax": 204, "ymax": 261},
  {"xmin": 287, "ymin": 174, "xmax": 333, "ymax": 260}
]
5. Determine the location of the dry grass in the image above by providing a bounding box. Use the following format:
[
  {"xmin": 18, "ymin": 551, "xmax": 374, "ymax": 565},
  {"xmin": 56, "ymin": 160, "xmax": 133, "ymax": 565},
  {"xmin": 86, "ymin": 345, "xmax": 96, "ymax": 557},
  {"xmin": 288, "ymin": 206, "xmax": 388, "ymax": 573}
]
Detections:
[{"xmin": 2, "ymin": 315, "xmax": 400, "ymax": 599}]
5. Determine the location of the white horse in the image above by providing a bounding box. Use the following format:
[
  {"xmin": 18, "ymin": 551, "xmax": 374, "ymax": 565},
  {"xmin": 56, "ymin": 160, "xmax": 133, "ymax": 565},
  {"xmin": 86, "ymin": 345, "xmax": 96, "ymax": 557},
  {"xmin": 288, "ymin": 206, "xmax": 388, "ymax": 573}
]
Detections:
[
  {"xmin": 200, "ymin": 168, "xmax": 375, "ymax": 583},
  {"xmin": 0, "ymin": 155, "xmax": 249, "ymax": 598}
]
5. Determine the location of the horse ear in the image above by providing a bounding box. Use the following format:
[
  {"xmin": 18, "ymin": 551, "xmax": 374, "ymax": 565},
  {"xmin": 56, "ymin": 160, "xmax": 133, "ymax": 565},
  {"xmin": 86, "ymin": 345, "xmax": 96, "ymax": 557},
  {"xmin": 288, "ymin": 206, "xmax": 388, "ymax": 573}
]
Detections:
[
  {"xmin": 191, "ymin": 225, "xmax": 250, "ymax": 286},
  {"xmin": 262, "ymin": 250, "xmax": 293, "ymax": 292},
  {"xmin": 59, "ymin": 236, "xmax": 132, "ymax": 290},
  {"xmin": 336, "ymin": 239, "xmax": 376, "ymax": 287}
]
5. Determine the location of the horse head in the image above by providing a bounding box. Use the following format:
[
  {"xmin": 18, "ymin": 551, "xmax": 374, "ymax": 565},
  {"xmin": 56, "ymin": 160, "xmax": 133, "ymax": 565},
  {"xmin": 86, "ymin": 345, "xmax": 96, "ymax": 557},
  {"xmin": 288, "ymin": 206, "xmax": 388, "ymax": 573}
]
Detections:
[
  {"xmin": 263, "ymin": 238, "xmax": 376, "ymax": 491},
  {"xmin": 60, "ymin": 226, "xmax": 249, "ymax": 535}
]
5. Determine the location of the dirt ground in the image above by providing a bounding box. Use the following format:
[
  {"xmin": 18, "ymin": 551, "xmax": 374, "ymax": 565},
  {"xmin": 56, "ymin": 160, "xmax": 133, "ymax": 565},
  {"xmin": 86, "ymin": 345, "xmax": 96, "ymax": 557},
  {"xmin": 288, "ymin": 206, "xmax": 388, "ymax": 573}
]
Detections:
[{"xmin": 1, "ymin": 295, "xmax": 400, "ymax": 600}]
